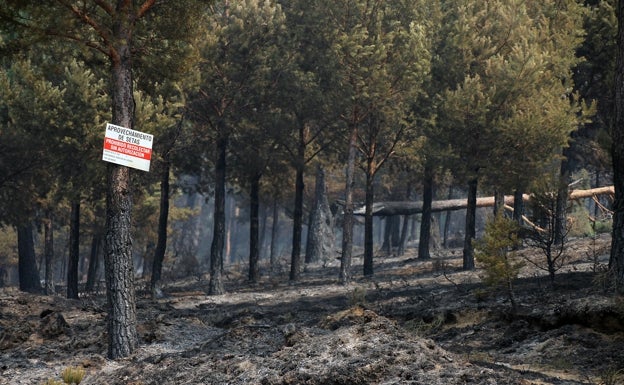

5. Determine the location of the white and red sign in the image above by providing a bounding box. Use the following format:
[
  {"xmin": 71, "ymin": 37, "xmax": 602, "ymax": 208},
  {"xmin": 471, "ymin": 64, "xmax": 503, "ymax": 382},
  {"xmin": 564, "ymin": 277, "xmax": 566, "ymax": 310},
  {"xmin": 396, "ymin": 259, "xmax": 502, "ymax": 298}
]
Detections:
[{"xmin": 102, "ymin": 123, "xmax": 154, "ymax": 172}]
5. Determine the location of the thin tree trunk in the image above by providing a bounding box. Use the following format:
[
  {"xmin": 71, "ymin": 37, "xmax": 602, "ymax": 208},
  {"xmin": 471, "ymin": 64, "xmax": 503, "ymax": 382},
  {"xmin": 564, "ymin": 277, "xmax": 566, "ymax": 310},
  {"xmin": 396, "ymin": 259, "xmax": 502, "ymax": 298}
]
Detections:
[
  {"xmin": 270, "ymin": 198, "xmax": 279, "ymax": 272},
  {"xmin": 44, "ymin": 210, "xmax": 55, "ymax": 295},
  {"xmin": 494, "ymin": 190, "xmax": 505, "ymax": 217},
  {"xmin": 67, "ymin": 200, "xmax": 80, "ymax": 299},
  {"xmin": 555, "ymin": 156, "xmax": 571, "ymax": 245},
  {"xmin": 463, "ymin": 178, "xmax": 478, "ymax": 270},
  {"xmin": 339, "ymin": 125, "xmax": 358, "ymax": 284},
  {"xmin": 85, "ymin": 233, "xmax": 101, "ymax": 292},
  {"xmin": 249, "ymin": 173, "xmax": 261, "ymax": 283},
  {"xmin": 18, "ymin": 224, "xmax": 41, "ymax": 293},
  {"xmin": 513, "ymin": 189, "xmax": 525, "ymax": 226},
  {"xmin": 419, "ymin": 168, "xmax": 434, "ymax": 260},
  {"xmin": 443, "ymin": 186, "xmax": 453, "ymax": 248},
  {"xmin": 209, "ymin": 134, "xmax": 227, "ymax": 295},
  {"xmin": 151, "ymin": 161, "xmax": 170, "ymax": 297},
  {"xmin": 398, "ymin": 216, "xmax": 409, "ymax": 256},
  {"xmin": 289, "ymin": 130, "xmax": 305, "ymax": 282},
  {"xmin": 611, "ymin": 0, "xmax": 624, "ymax": 289},
  {"xmin": 363, "ymin": 163, "xmax": 375, "ymax": 277}
]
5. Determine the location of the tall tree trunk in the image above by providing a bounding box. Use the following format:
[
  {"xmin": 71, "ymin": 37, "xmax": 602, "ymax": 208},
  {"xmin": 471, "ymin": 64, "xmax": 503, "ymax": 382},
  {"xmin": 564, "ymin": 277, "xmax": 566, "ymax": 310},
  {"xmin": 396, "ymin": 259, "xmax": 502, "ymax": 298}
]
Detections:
[
  {"xmin": 17, "ymin": 224, "xmax": 41, "ymax": 293},
  {"xmin": 398, "ymin": 216, "xmax": 409, "ymax": 256},
  {"xmin": 555, "ymin": 155, "xmax": 571, "ymax": 245},
  {"xmin": 249, "ymin": 172, "xmax": 261, "ymax": 283},
  {"xmin": 209, "ymin": 134, "xmax": 227, "ymax": 295},
  {"xmin": 43, "ymin": 210, "xmax": 55, "ymax": 295},
  {"xmin": 67, "ymin": 200, "xmax": 80, "ymax": 299},
  {"xmin": 363, "ymin": 163, "xmax": 375, "ymax": 277},
  {"xmin": 289, "ymin": 127, "xmax": 306, "ymax": 282},
  {"xmin": 151, "ymin": 161, "xmax": 170, "ymax": 297},
  {"xmin": 493, "ymin": 190, "xmax": 505, "ymax": 217},
  {"xmin": 339, "ymin": 125, "xmax": 358, "ymax": 284},
  {"xmin": 513, "ymin": 189, "xmax": 525, "ymax": 226},
  {"xmin": 610, "ymin": 0, "xmax": 624, "ymax": 289},
  {"xmin": 397, "ymin": 184, "xmax": 412, "ymax": 256},
  {"xmin": 419, "ymin": 168, "xmax": 434, "ymax": 260},
  {"xmin": 103, "ymin": 6, "xmax": 139, "ymax": 359},
  {"xmin": 443, "ymin": 186, "xmax": 453, "ymax": 248},
  {"xmin": 85, "ymin": 233, "xmax": 101, "ymax": 292},
  {"xmin": 270, "ymin": 198, "xmax": 279, "ymax": 273},
  {"xmin": 463, "ymin": 178, "xmax": 478, "ymax": 270}
]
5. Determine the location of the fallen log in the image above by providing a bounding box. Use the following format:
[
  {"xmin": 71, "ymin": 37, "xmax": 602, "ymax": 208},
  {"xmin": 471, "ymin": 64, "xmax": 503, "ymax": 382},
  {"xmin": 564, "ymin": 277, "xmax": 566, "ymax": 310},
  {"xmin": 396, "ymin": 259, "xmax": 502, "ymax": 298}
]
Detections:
[{"xmin": 353, "ymin": 186, "xmax": 614, "ymax": 216}]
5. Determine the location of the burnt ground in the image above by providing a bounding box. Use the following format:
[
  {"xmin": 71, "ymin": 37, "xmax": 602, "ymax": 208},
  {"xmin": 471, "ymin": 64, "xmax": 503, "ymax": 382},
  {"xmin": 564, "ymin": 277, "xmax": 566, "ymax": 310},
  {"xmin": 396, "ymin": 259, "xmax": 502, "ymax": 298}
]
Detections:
[{"xmin": 1, "ymin": 234, "xmax": 624, "ymax": 385}]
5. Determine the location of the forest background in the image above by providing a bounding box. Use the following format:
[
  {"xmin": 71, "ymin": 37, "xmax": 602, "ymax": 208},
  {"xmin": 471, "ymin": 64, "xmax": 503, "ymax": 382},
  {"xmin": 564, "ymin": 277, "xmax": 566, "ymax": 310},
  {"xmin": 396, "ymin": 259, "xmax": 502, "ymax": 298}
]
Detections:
[{"xmin": 0, "ymin": 0, "xmax": 621, "ymax": 360}]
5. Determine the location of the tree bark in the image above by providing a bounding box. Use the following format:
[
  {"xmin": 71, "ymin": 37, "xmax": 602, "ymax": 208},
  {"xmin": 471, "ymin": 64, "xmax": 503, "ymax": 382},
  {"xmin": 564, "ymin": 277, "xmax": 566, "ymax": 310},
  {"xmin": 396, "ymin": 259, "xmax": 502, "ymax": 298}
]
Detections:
[
  {"xmin": 249, "ymin": 172, "xmax": 261, "ymax": 283},
  {"xmin": 418, "ymin": 169, "xmax": 434, "ymax": 260},
  {"xmin": 209, "ymin": 134, "xmax": 227, "ymax": 295},
  {"xmin": 67, "ymin": 200, "xmax": 80, "ymax": 299},
  {"xmin": 103, "ymin": 5, "xmax": 141, "ymax": 359},
  {"xmin": 43, "ymin": 210, "xmax": 55, "ymax": 295},
  {"xmin": 610, "ymin": 0, "xmax": 624, "ymax": 289},
  {"xmin": 151, "ymin": 161, "xmax": 170, "ymax": 297},
  {"xmin": 463, "ymin": 178, "xmax": 478, "ymax": 270},
  {"xmin": 339, "ymin": 124, "xmax": 358, "ymax": 284},
  {"xmin": 17, "ymin": 224, "xmax": 41, "ymax": 293}
]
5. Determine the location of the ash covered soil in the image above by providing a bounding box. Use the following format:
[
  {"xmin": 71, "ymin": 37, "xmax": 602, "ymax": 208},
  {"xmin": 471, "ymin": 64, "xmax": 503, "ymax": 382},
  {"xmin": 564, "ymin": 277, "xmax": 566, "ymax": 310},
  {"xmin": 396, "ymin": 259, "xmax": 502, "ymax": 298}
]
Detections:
[{"xmin": 2, "ymin": 234, "xmax": 624, "ymax": 385}]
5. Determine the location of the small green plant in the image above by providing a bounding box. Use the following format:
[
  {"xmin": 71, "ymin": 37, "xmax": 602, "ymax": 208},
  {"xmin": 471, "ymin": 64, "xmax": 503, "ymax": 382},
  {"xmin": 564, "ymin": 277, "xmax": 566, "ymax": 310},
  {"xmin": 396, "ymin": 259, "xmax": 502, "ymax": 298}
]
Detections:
[
  {"xmin": 474, "ymin": 214, "xmax": 524, "ymax": 311},
  {"xmin": 61, "ymin": 366, "xmax": 85, "ymax": 384}
]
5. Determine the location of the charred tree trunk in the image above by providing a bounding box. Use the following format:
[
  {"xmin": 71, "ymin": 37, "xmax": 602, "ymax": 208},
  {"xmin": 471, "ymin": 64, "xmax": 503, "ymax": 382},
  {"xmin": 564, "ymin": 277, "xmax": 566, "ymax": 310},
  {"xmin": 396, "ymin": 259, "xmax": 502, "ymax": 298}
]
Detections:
[
  {"xmin": 363, "ymin": 162, "xmax": 375, "ymax": 277},
  {"xmin": 419, "ymin": 169, "xmax": 434, "ymax": 260},
  {"xmin": 85, "ymin": 233, "xmax": 101, "ymax": 292},
  {"xmin": 249, "ymin": 172, "xmax": 261, "ymax": 283},
  {"xmin": 513, "ymin": 189, "xmax": 525, "ymax": 226},
  {"xmin": 104, "ymin": 21, "xmax": 139, "ymax": 356},
  {"xmin": 494, "ymin": 190, "xmax": 505, "ymax": 217},
  {"xmin": 43, "ymin": 210, "xmax": 55, "ymax": 295},
  {"xmin": 339, "ymin": 125, "xmax": 358, "ymax": 284},
  {"xmin": 555, "ymin": 155, "xmax": 571, "ymax": 245},
  {"xmin": 151, "ymin": 161, "xmax": 170, "ymax": 297},
  {"xmin": 18, "ymin": 224, "xmax": 41, "ymax": 293},
  {"xmin": 67, "ymin": 200, "xmax": 80, "ymax": 299},
  {"xmin": 611, "ymin": 0, "xmax": 624, "ymax": 289},
  {"xmin": 209, "ymin": 134, "xmax": 227, "ymax": 295},
  {"xmin": 443, "ymin": 186, "xmax": 453, "ymax": 248},
  {"xmin": 289, "ymin": 161, "xmax": 304, "ymax": 282},
  {"xmin": 270, "ymin": 198, "xmax": 279, "ymax": 273},
  {"xmin": 463, "ymin": 178, "xmax": 478, "ymax": 270},
  {"xmin": 397, "ymin": 183, "xmax": 412, "ymax": 256},
  {"xmin": 290, "ymin": 120, "xmax": 307, "ymax": 282}
]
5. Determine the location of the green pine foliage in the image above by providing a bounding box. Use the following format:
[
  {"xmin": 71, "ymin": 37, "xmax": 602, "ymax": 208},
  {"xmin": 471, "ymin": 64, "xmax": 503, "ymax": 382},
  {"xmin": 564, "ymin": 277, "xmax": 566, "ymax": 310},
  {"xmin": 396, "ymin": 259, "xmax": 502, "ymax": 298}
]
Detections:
[{"xmin": 474, "ymin": 215, "xmax": 524, "ymax": 309}]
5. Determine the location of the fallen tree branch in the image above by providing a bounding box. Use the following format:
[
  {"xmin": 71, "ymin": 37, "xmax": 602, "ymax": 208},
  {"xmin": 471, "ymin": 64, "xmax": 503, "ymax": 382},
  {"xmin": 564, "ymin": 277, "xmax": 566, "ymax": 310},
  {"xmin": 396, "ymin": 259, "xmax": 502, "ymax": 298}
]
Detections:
[{"xmin": 351, "ymin": 186, "xmax": 614, "ymax": 217}]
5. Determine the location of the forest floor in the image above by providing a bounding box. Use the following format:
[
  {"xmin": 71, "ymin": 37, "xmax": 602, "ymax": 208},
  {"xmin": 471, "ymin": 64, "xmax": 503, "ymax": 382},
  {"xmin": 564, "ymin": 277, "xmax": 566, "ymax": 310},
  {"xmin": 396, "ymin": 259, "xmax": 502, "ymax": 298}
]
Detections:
[{"xmin": 1, "ymin": 233, "xmax": 624, "ymax": 385}]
